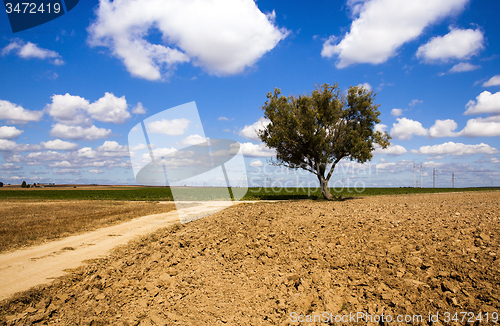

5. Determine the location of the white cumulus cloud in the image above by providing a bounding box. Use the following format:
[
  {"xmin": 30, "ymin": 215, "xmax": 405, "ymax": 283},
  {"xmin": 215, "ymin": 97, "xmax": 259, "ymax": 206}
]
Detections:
[
  {"xmin": 250, "ymin": 160, "xmax": 264, "ymax": 167},
  {"xmin": 239, "ymin": 118, "xmax": 270, "ymax": 142},
  {"xmin": 50, "ymin": 123, "xmax": 112, "ymax": 141},
  {"xmin": 390, "ymin": 118, "xmax": 428, "ymax": 140},
  {"xmin": 132, "ymin": 102, "xmax": 146, "ymax": 114},
  {"xmin": 0, "ymin": 126, "xmax": 23, "ymax": 139},
  {"xmin": 357, "ymin": 83, "xmax": 372, "ymax": 91},
  {"xmin": 321, "ymin": 0, "xmax": 468, "ymax": 68},
  {"xmin": 416, "ymin": 28, "xmax": 484, "ymax": 63},
  {"xmin": 390, "ymin": 108, "xmax": 403, "ymax": 117},
  {"xmin": 374, "ymin": 124, "xmax": 387, "ymax": 133},
  {"xmin": 428, "ymin": 119, "xmax": 459, "ymax": 138},
  {"xmin": 460, "ymin": 116, "xmax": 500, "ymax": 137},
  {"xmin": 240, "ymin": 142, "xmax": 275, "ymax": 157},
  {"xmin": 96, "ymin": 141, "xmax": 130, "ymax": 157},
  {"xmin": 41, "ymin": 139, "xmax": 79, "ymax": 151},
  {"xmin": 0, "ymin": 100, "xmax": 43, "ymax": 124},
  {"xmin": 464, "ymin": 91, "xmax": 500, "ymax": 115},
  {"xmin": 88, "ymin": 92, "xmax": 130, "ymax": 124},
  {"xmin": 415, "ymin": 141, "xmax": 498, "ymax": 156},
  {"xmin": 88, "ymin": 0, "xmax": 288, "ymax": 80},
  {"xmin": 373, "ymin": 144, "xmax": 407, "ymax": 156},
  {"xmin": 182, "ymin": 134, "xmax": 208, "ymax": 146},
  {"xmin": 46, "ymin": 93, "xmax": 91, "ymax": 126},
  {"xmin": 46, "ymin": 92, "xmax": 131, "ymax": 125},
  {"xmin": 147, "ymin": 118, "xmax": 190, "ymax": 136}
]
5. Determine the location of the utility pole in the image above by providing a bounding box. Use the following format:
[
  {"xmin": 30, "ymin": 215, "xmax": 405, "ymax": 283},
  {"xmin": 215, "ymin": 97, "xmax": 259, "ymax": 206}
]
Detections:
[
  {"xmin": 420, "ymin": 163, "xmax": 423, "ymax": 188},
  {"xmin": 433, "ymin": 168, "xmax": 436, "ymax": 188},
  {"xmin": 452, "ymin": 173, "xmax": 455, "ymax": 188},
  {"xmin": 413, "ymin": 163, "xmax": 416, "ymax": 188}
]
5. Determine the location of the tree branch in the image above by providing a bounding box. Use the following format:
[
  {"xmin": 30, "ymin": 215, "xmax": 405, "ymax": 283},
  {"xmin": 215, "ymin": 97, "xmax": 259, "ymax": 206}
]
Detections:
[{"xmin": 326, "ymin": 153, "xmax": 346, "ymax": 181}]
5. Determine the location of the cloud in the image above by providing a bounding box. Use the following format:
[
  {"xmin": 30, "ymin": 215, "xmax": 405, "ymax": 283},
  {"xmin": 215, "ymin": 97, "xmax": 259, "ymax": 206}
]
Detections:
[
  {"xmin": 87, "ymin": 0, "xmax": 288, "ymax": 80},
  {"xmin": 53, "ymin": 168, "xmax": 81, "ymax": 175},
  {"xmin": 374, "ymin": 124, "xmax": 387, "ymax": 133},
  {"xmin": 415, "ymin": 141, "xmax": 498, "ymax": 156},
  {"xmin": 239, "ymin": 118, "xmax": 270, "ymax": 142},
  {"xmin": 96, "ymin": 141, "xmax": 130, "ymax": 157},
  {"xmin": 0, "ymin": 163, "xmax": 21, "ymax": 171},
  {"xmin": 46, "ymin": 93, "xmax": 91, "ymax": 126},
  {"xmin": 48, "ymin": 161, "xmax": 72, "ymax": 168},
  {"xmin": 428, "ymin": 119, "xmax": 459, "ymax": 137},
  {"xmin": 250, "ymin": 160, "xmax": 264, "ymax": 167},
  {"xmin": 240, "ymin": 142, "xmax": 275, "ymax": 157},
  {"xmin": 483, "ymin": 75, "xmax": 500, "ymax": 87},
  {"xmin": 132, "ymin": 102, "xmax": 146, "ymax": 114},
  {"xmin": 41, "ymin": 139, "xmax": 79, "ymax": 151},
  {"xmin": 416, "ymin": 28, "xmax": 484, "ymax": 63},
  {"xmin": 321, "ymin": 0, "xmax": 468, "ymax": 68},
  {"xmin": 390, "ymin": 108, "xmax": 403, "ymax": 117},
  {"xmin": 0, "ymin": 100, "xmax": 43, "ymax": 124},
  {"xmin": 390, "ymin": 118, "xmax": 428, "ymax": 140},
  {"xmin": 464, "ymin": 91, "xmax": 500, "ymax": 115},
  {"xmin": 78, "ymin": 147, "xmax": 96, "ymax": 159},
  {"xmin": 409, "ymin": 99, "xmax": 423, "ymax": 107},
  {"xmin": 89, "ymin": 169, "xmax": 104, "ymax": 174},
  {"xmin": 87, "ymin": 92, "xmax": 130, "ymax": 124},
  {"xmin": 460, "ymin": 116, "xmax": 500, "ymax": 137},
  {"xmin": 357, "ymin": 83, "xmax": 372, "ymax": 91},
  {"xmin": 147, "ymin": 118, "xmax": 190, "ymax": 136},
  {"xmin": 0, "ymin": 140, "xmax": 18, "ymax": 151},
  {"xmin": 0, "ymin": 140, "xmax": 40, "ymax": 152},
  {"xmin": 0, "ymin": 126, "xmax": 23, "ymax": 139},
  {"xmin": 181, "ymin": 134, "xmax": 208, "ymax": 146},
  {"xmin": 2, "ymin": 40, "xmax": 64, "ymax": 65},
  {"xmin": 46, "ymin": 92, "xmax": 131, "ymax": 125},
  {"xmin": 390, "ymin": 116, "xmax": 500, "ymax": 139},
  {"xmin": 50, "ymin": 123, "xmax": 112, "ymax": 141},
  {"xmin": 148, "ymin": 147, "xmax": 178, "ymax": 161},
  {"xmin": 218, "ymin": 116, "xmax": 232, "ymax": 121},
  {"xmin": 448, "ymin": 62, "xmax": 480, "ymax": 73},
  {"xmin": 373, "ymin": 144, "xmax": 407, "ymax": 156}
]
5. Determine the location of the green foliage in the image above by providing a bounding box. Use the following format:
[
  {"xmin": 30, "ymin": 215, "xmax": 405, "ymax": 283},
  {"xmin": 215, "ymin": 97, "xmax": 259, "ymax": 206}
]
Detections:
[
  {"xmin": 21, "ymin": 181, "xmax": 27, "ymax": 188},
  {"xmin": 243, "ymin": 187, "xmax": 499, "ymax": 200},
  {"xmin": 0, "ymin": 182, "xmax": 3, "ymax": 188},
  {"xmin": 0, "ymin": 186, "xmax": 497, "ymax": 201},
  {"xmin": 0, "ymin": 187, "xmax": 174, "ymax": 201},
  {"xmin": 259, "ymin": 83, "xmax": 391, "ymax": 199}
]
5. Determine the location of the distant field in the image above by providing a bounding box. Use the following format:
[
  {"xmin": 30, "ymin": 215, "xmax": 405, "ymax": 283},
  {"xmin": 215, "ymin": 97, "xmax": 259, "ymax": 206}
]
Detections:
[
  {"xmin": 0, "ymin": 186, "xmax": 498, "ymax": 201},
  {"xmin": 0, "ymin": 187, "xmax": 174, "ymax": 201}
]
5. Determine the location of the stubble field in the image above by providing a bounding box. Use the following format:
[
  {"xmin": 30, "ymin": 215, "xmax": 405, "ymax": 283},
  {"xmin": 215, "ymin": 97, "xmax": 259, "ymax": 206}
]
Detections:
[
  {"xmin": 0, "ymin": 200, "xmax": 176, "ymax": 253},
  {"xmin": 1, "ymin": 191, "xmax": 499, "ymax": 325}
]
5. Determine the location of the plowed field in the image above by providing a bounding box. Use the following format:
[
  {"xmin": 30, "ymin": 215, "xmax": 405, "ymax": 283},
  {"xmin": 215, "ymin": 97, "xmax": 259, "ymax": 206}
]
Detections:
[{"xmin": 1, "ymin": 192, "xmax": 499, "ymax": 325}]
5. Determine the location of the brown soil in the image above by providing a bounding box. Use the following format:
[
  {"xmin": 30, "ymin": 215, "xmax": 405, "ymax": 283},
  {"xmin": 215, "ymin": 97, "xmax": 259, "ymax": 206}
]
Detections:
[
  {"xmin": 0, "ymin": 200, "xmax": 176, "ymax": 253},
  {"xmin": 1, "ymin": 192, "xmax": 499, "ymax": 325}
]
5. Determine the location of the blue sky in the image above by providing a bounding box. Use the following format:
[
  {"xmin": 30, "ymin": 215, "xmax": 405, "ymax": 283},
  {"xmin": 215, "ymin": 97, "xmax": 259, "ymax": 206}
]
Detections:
[{"xmin": 1, "ymin": 0, "xmax": 499, "ymax": 188}]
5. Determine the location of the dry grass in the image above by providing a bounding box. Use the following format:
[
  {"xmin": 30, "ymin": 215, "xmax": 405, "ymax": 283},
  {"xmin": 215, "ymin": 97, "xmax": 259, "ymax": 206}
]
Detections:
[{"xmin": 0, "ymin": 200, "xmax": 176, "ymax": 253}]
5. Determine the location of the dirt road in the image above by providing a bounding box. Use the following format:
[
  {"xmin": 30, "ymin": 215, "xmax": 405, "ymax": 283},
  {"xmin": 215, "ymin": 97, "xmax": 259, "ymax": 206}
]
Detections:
[{"xmin": 0, "ymin": 201, "xmax": 242, "ymax": 301}]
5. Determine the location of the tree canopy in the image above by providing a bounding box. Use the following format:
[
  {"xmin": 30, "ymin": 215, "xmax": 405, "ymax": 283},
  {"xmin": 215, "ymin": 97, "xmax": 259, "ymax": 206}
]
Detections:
[{"xmin": 258, "ymin": 83, "xmax": 391, "ymax": 200}]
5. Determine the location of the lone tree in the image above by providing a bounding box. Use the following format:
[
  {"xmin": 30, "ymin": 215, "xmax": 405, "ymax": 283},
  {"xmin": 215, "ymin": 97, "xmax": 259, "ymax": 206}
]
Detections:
[
  {"xmin": 21, "ymin": 181, "xmax": 27, "ymax": 188},
  {"xmin": 258, "ymin": 83, "xmax": 391, "ymax": 200}
]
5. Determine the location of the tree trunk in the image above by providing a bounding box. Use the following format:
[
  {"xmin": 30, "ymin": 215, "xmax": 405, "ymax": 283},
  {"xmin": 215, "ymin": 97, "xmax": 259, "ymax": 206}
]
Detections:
[{"xmin": 319, "ymin": 176, "xmax": 333, "ymax": 200}]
